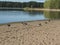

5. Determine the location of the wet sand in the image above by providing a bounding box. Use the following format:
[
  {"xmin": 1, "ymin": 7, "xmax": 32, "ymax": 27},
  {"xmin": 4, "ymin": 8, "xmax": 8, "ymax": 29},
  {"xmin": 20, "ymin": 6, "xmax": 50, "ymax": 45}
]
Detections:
[{"xmin": 0, "ymin": 20, "xmax": 60, "ymax": 45}]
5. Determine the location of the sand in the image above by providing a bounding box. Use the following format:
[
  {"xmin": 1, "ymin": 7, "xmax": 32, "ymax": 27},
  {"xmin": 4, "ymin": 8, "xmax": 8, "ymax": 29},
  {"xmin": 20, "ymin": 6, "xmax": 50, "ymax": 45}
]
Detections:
[
  {"xmin": 0, "ymin": 20, "xmax": 60, "ymax": 45},
  {"xmin": 24, "ymin": 8, "xmax": 60, "ymax": 11}
]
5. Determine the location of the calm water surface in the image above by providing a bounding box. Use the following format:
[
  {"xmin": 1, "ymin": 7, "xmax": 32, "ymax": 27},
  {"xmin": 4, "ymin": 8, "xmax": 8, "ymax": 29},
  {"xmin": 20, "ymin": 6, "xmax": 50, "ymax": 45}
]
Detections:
[
  {"xmin": 0, "ymin": 10, "xmax": 60, "ymax": 24},
  {"xmin": 0, "ymin": 10, "xmax": 46, "ymax": 24}
]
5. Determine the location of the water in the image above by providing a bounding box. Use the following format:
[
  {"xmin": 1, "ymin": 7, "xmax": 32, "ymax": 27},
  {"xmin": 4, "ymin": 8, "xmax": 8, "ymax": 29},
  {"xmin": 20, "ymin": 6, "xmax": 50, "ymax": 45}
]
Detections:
[
  {"xmin": 44, "ymin": 11, "xmax": 60, "ymax": 19},
  {"xmin": 0, "ymin": 0, "xmax": 44, "ymax": 2},
  {"xmin": 0, "ymin": 10, "xmax": 60, "ymax": 24},
  {"xmin": 0, "ymin": 10, "xmax": 46, "ymax": 24}
]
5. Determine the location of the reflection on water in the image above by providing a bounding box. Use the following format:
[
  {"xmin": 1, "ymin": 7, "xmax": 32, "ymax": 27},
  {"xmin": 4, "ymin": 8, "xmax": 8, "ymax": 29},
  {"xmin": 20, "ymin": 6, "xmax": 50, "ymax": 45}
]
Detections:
[
  {"xmin": 44, "ymin": 11, "xmax": 60, "ymax": 19},
  {"xmin": 0, "ymin": 10, "xmax": 60, "ymax": 24},
  {"xmin": 25, "ymin": 11, "xmax": 43, "ymax": 16}
]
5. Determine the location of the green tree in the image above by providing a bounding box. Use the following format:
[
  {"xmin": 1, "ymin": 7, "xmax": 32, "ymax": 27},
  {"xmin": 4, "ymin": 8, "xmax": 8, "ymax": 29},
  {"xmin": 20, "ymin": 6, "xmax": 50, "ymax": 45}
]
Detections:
[{"xmin": 44, "ymin": 0, "xmax": 60, "ymax": 9}]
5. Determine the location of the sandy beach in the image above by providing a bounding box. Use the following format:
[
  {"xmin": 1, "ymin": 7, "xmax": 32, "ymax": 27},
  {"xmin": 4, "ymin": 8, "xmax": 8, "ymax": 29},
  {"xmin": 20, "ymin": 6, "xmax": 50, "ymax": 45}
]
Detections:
[
  {"xmin": 24, "ymin": 8, "xmax": 60, "ymax": 11},
  {"xmin": 0, "ymin": 20, "xmax": 60, "ymax": 45}
]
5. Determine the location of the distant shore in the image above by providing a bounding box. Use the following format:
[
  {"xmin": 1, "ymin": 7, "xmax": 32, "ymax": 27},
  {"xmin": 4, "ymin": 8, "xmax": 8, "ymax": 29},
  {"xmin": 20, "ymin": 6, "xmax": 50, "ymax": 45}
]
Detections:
[
  {"xmin": 0, "ymin": 7, "xmax": 60, "ymax": 11},
  {"xmin": 23, "ymin": 8, "xmax": 60, "ymax": 11},
  {"xmin": 0, "ymin": 7, "xmax": 24, "ymax": 11}
]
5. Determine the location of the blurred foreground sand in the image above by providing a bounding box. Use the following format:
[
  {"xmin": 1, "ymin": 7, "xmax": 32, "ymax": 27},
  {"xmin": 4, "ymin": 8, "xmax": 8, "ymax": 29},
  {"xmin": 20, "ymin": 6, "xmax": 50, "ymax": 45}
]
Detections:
[{"xmin": 0, "ymin": 20, "xmax": 60, "ymax": 45}]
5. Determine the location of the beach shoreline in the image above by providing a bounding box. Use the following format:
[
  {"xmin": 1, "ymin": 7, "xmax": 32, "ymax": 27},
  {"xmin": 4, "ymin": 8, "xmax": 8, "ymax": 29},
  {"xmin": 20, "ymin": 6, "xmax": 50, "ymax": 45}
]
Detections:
[
  {"xmin": 0, "ymin": 20, "xmax": 60, "ymax": 45},
  {"xmin": 0, "ymin": 8, "xmax": 60, "ymax": 11},
  {"xmin": 0, "ymin": 19, "xmax": 49, "ymax": 25},
  {"xmin": 24, "ymin": 8, "xmax": 60, "ymax": 11}
]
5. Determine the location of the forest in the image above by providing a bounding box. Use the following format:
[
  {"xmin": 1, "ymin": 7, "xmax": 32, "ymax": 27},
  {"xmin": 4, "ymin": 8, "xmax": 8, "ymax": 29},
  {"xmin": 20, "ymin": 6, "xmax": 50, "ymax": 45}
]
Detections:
[
  {"xmin": 0, "ymin": 1, "xmax": 44, "ymax": 8},
  {"xmin": 44, "ymin": 0, "xmax": 60, "ymax": 9}
]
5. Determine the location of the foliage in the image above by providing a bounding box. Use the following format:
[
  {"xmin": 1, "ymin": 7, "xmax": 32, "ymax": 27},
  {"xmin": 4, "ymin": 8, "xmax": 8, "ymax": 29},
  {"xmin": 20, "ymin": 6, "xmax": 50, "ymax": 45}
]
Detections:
[
  {"xmin": 44, "ymin": 0, "xmax": 60, "ymax": 9},
  {"xmin": 0, "ymin": 1, "xmax": 44, "ymax": 8}
]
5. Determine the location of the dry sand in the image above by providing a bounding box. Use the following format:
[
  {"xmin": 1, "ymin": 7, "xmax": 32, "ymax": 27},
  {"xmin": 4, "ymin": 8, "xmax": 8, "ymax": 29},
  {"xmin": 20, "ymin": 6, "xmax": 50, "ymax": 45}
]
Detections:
[
  {"xmin": 0, "ymin": 20, "xmax": 60, "ymax": 45},
  {"xmin": 24, "ymin": 8, "xmax": 60, "ymax": 11}
]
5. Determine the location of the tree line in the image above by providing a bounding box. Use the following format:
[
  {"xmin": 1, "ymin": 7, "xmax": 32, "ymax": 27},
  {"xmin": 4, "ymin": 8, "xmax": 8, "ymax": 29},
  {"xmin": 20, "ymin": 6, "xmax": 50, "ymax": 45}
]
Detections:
[
  {"xmin": 44, "ymin": 0, "xmax": 60, "ymax": 9},
  {"xmin": 0, "ymin": 1, "xmax": 44, "ymax": 8}
]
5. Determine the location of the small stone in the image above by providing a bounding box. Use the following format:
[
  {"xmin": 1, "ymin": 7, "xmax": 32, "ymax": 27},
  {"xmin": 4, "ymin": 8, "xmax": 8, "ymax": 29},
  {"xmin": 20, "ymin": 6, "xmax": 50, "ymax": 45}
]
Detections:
[
  {"xmin": 48, "ymin": 19, "xmax": 51, "ymax": 22},
  {"xmin": 45, "ymin": 22, "xmax": 48, "ymax": 24},
  {"xmin": 7, "ymin": 24, "xmax": 10, "ymax": 27},
  {"xmin": 39, "ymin": 23, "xmax": 42, "ymax": 26},
  {"xmin": 21, "ymin": 22, "xmax": 27, "ymax": 25}
]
